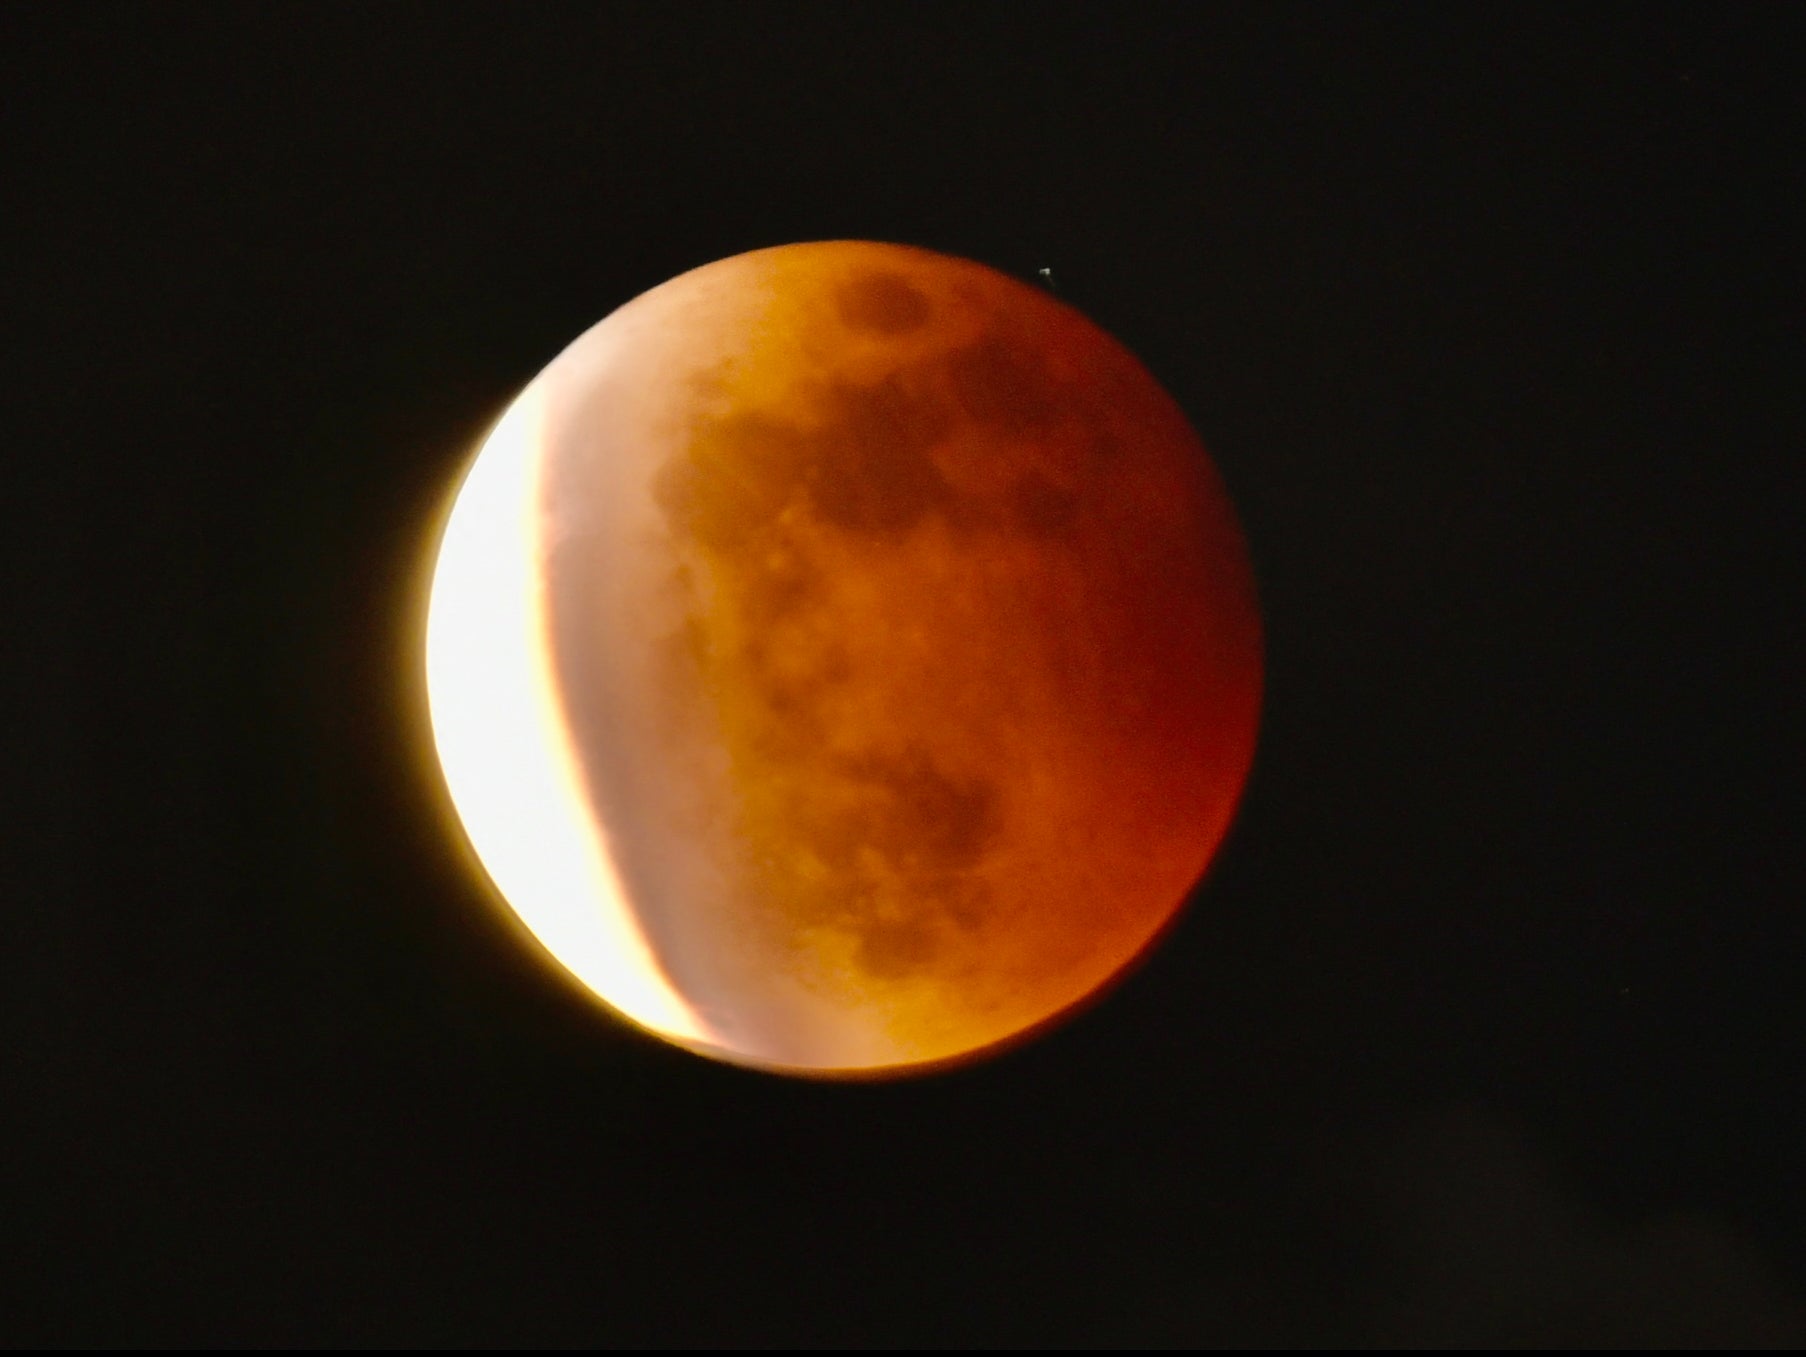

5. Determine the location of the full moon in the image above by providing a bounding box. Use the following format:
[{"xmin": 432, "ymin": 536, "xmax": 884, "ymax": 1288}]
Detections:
[{"xmin": 425, "ymin": 240, "xmax": 1262, "ymax": 1076}]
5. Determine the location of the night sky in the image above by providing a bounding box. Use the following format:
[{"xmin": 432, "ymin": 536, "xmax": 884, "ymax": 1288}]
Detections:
[{"xmin": 5, "ymin": 6, "xmax": 1802, "ymax": 1345}]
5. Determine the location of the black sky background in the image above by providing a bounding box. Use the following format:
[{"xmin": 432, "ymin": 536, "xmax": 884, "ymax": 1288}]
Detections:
[{"xmin": 4, "ymin": 5, "xmax": 1802, "ymax": 1345}]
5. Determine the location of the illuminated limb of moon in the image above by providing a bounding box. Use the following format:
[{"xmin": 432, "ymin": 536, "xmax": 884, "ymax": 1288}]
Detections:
[{"xmin": 425, "ymin": 385, "xmax": 721, "ymax": 1051}]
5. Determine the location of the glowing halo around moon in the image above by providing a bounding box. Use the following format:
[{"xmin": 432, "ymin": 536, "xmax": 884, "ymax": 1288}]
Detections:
[{"xmin": 424, "ymin": 240, "xmax": 1263, "ymax": 1077}]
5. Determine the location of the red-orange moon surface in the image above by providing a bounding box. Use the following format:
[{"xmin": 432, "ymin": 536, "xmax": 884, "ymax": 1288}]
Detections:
[{"xmin": 425, "ymin": 241, "xmax": 1262, "ymax": 1076}]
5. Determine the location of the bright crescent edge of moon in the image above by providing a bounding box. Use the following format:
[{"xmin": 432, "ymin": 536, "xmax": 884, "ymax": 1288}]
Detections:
[{"xmin": 425, "ymin": 382, "xmax": 723, "ymax": 1052}]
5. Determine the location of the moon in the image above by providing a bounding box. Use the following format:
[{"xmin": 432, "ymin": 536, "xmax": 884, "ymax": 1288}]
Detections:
[{"xmin": 425, "ymin": 240, "xmax": 1262, "ymax": 1076}]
